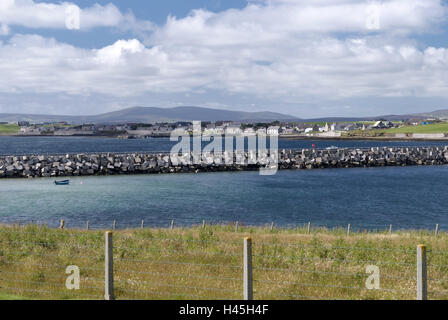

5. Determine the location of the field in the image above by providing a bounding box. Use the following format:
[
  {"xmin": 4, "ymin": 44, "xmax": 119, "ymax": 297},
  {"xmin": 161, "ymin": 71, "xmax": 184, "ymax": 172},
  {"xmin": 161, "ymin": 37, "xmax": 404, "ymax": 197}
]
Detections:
[
  {"xmin": 383, "ymin": 123, "xmax": 448, "ymax": 134},
  {"xmin": 0, "ymin": 124, "xmax": 20, "ymax": 134},
  {"xmin": 343, "ymin": 122, "xmax": 448, "ymax": 137},
  {"xmin": 0, "ymin": 292, "xmax": 26, "ymax": 299},
  {"xmin": 0, "ymin": 224, "xmax": 447, "ymax": 300},
  {"xmin": 302, "ymin": 121, "xmax": 376, "ymax": 127}
]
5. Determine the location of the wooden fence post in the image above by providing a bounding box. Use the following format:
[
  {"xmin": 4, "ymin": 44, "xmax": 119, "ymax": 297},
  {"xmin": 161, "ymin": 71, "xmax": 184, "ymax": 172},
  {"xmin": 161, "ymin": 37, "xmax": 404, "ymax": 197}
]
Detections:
[
  {"xmin": 270, "ymin": 222, "xmax": 274, "ymax": 231},
  {"xmin": 113, "ymin": 220, "xmax": 116, "ymax": 230},
  {"xmin": 202, "ymin": 220, "xmax": 206, "ymax": 229},
  {"xmin": 417, "ymin": 244, "xmax": 427, "ymax": 300},
  {"xmin": 307, "ymin": 222, "xmax": 311, "ymax": 234},
  {"xmin": 435, "ymin": 224, "xmax": 439, "ymax": 238},
  {"xmin": 141, "ymin": 220, "xmax": 144, "ymax": 229},
  {"xmin": 389, "ymin": 224, "xmax": 392, "ymax": 235},
  {"xmin": 235, "ymin": 221, "xmax": 239, "ymax": 232},
  {"xmin": 105, "ymin": 231, "xmax": 114, "ymax": 300},
  {"xmin": 170, "ymin": 219, "xmax": 174, "ymax": 230},
  {"xmin": 347, "ymin": 224, "xmax": 351, "ymax": 236},
  {"xmin": 86, "ymin": 221, "xmax": 90, "ymax": 231},
  {"xmin": 244, "ymin": 237, "xmax": 253, "ymax": 300}
]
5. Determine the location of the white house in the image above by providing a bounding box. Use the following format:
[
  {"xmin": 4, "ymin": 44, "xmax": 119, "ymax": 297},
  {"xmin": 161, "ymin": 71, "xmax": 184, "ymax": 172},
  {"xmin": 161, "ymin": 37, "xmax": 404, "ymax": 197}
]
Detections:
[
  {"xmin": 280, "ymin": 127, "xmax": 294, "ymax": 134},
  {"xmin": 267, "ymin": 126, "xmax": 279, "ymax": 135},
  {"xmin": 225, "ymin": 125, "xmax": 242, "ymax": 135},
  {"xmin": 256, "ymin": 128, "xmax": 267, "ymax": 135},
  {"xmin": 243, "ymin": 128, "xmax": 256, "ymax": 136},
  {"xmin": 203, "ymin": 127, "xmax": 224, "ymax": 136},
  {"xmin": 372, "ymin": 121, "xmax": 387, "ymax": 129},
  {"xmin": 304, "ymin": 127, "xmax": 313, "ymax": 134}
]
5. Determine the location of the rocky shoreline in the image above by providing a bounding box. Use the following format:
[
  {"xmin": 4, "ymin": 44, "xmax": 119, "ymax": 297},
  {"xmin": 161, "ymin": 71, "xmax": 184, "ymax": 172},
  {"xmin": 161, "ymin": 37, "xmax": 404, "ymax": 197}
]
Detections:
[{"xmin": 0, "ymin": 146, "xmax": 448, "ymax": 178}]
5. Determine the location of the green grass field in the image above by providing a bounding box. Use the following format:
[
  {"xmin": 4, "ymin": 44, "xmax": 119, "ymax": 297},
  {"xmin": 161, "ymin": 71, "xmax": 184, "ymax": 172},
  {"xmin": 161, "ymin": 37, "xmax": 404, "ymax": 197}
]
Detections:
[
  {"xmin": 344, "ymin": 122, "xmax": 448, "ymax": 137},
  {"xmin": 0, "ymin": 224, "xmax": 447, "ymax": 300},
  {"xmin": 0, "ymin": 124, "xmax": 20, "ymax": 134},
  {"xmin": 0, "ymin": 292, "xmax": 25, "ymax": 300},
  {"xmin": 302, "ymin": 121, "xmax": 377, "ymax": 127},
  {"xmin": 383, "ymin": 123, "xmax": 448, "ymax": 134},
  {"xmin": 38, "ymin": 123, "xmax": 73, "ymax": 128}
]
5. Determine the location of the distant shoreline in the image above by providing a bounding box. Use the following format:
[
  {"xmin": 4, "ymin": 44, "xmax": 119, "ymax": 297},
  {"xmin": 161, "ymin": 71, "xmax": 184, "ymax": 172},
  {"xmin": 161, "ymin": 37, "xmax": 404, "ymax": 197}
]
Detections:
[
  {"xmin": 2, "ymin": 132, "xmax": 448, "ymax": 143},
  {"xmin": 279, "ymin": 134, "xmax": 448, "ymax": 141},
  {"xmin": 3, "ymin": 133, "xmax": 448, "ymax": 142}
]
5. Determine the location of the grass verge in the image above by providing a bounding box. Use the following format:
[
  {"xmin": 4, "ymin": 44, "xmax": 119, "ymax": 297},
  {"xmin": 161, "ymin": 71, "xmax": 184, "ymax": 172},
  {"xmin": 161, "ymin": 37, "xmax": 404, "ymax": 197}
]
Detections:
[
  {"xmin": 0, "ymin": 224, "xmax": 447, "ymax": 300},
  {"xmin": 0, "ymin": 124, "xmax": 20, "ymax": 134}
]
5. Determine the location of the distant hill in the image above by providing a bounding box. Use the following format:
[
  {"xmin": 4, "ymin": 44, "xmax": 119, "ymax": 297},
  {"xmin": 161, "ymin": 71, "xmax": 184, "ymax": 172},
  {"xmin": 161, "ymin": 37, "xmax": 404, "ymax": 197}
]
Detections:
[
  {"xmin": 0, "ymin": 113, "xmax": 82, "ymax": 124},
  {"xmin": 0, "ymin": 106, "xmax": 299, "ymax": 124},
  {"xmin": 0, "ymin": 105, "xmax": 446, "ymax": 124},
  {"xmin": 303, "ymin": 117, "xmax": 374, "ymax": 122},
  {"xmin": 304, "ymin": 113, "xmax": 429, "ymax": 122},
  {"xmin": 409, "ymin": 109, "xmax": 448, "ymax": 120},
  {"xmin": 88, "ymin": 106, "xmax": 299, "ymax": 123}
]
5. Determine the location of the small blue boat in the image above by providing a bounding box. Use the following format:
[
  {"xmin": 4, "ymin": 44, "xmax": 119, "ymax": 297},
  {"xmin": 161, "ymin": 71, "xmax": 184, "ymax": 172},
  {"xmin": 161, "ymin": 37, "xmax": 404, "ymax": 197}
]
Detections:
[{"xmin": 54, "ymin": 180, "xmax": 70, "ymax": 185}]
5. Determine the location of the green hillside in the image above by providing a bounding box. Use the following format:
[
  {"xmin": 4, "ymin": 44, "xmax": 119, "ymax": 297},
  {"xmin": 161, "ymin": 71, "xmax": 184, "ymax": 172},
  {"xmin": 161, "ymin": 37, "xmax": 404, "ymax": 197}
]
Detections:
[
  {"xmin": 384, "ymin": 123, "xmax": 448, "ymax": 134},
  {"xmin": 0, "ymin": 124, "xmax": 20, "ymax": 134}
]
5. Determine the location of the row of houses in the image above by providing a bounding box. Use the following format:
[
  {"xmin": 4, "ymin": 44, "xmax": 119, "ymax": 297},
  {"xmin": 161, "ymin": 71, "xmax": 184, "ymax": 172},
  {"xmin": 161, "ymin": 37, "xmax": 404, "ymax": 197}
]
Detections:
[
  {"xmin": 18, "ymin": 123, "xmax": 182, "ymax": 136},
  {"xmin": 17, "ymin": 119, "xmax": 404, "ymax": 137},
  {"xmin": 299, "ymin": 121, "xmax": 397, "ymax": 134}
]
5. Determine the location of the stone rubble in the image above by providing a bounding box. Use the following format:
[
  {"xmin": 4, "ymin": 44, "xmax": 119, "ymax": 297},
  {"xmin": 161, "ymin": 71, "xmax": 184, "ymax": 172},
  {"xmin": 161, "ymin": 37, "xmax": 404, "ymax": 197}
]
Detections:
[{"xmin": 0, "ymin": 146, "xmax": 448, "ymax": 178}]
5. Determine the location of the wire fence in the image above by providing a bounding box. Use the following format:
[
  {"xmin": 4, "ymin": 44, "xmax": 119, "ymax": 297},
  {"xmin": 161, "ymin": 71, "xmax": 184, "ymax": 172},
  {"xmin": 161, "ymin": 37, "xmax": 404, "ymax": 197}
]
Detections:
[
  {"xmin": 2, "ymin": 217, "xmax": 447, "ymax": 234},
  {"xmin": 0, "ymin": 223, "xmax": 447, "ymax": 300}
]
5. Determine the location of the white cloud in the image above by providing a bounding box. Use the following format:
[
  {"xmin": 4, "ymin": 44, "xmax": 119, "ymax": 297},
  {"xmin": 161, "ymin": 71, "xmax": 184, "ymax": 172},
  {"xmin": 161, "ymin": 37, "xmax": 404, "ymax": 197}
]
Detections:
[
  {"xmin": 0, "ymin": 0, "xmax": 147, "ymax": 31},
  {"xmin": 1, "ymin": 32, "xmax": 447, "ymax": 101},
  {"xmin": 95, "ymin": 39, "xmax": 145, "ymax": 65},
  {"xmin": 0, "ymin": 0, "xmax": 448, "ymax": 115},
  {"xmin": 174, "ymin": 0, "xmax": 446, "ymax": 38},
  {"xmin": 0, "ymin": 23, "xmax": 9, "ymax": 36}
]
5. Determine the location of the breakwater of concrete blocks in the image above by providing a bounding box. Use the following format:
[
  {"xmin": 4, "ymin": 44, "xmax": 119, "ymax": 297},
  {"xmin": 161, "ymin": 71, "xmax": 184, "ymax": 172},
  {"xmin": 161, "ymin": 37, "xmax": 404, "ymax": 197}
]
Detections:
[{"xmin": 0, "ymin": 146, "xmax": 448, "ymax": 178}]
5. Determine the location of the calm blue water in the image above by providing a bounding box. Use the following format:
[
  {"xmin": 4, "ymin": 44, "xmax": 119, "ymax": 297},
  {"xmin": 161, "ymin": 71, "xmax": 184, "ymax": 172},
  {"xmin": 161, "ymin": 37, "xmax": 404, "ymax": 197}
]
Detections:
[
  {"xmin": 0, "ymin": 166, "xmax": 447, "ymax": 231},
  {"xmin": 0, "ymin": 136, "xmax": 447, "ymax": 155}
]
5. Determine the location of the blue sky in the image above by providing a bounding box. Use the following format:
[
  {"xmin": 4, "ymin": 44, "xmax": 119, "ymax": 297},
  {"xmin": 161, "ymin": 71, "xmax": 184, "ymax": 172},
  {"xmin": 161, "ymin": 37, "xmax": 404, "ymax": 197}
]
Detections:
[{"xmin": 1, "ymin": 0, "xmax": 448, "ymax": 118}]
